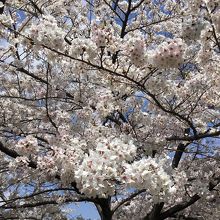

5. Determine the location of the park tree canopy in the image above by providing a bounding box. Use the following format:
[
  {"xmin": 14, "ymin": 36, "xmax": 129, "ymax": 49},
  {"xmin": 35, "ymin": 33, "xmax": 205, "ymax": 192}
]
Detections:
[{"xmin": 0, "ymin": 0, "xmax": 219, "ymax": 219}]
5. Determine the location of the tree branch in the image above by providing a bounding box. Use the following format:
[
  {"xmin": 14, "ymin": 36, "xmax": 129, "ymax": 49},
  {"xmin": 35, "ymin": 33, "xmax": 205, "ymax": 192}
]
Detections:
[
  {"xmin": 172, "ymin": 143, "xmax": 188, "ymax": 169},
  {"xmin": 0, "ymin": 141, "xmax": 80, "ymax": 193},
  {"xmin": 160, "ymin": 194, "xmax": 200, "ymax": 219},
  {"xmin": 167, "ymin": 130, "xmax": 220, "ymax": 142},
  {"xmin": 143, "ymin": 202, "xmax": 164, "ymax": 220},
  {"xmin": 28, "ymin": 0, "xmax": 43, "ymax": 14},
  {"xmin": 160, "ymin": 177, "xmax": 220, "ymax": 219},
  {"xmin": 112, "ymin": 189, "xmax": 146, "ymax": 214}
]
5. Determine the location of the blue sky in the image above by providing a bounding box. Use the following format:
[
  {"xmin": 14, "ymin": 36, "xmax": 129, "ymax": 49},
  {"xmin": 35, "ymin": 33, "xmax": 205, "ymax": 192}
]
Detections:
[{"xmin": 63, "ymin": 202, "xmax": 100, "ymax": 220}]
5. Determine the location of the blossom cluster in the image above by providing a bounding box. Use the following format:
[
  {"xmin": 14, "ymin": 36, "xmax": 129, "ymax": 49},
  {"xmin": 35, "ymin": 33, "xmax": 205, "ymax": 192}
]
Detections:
[
  {"xmin": 0, "ymin": 14, "xmax": 14, "ymax": 26},
  {"xmin": 27, "ymin": 15, "xmax": 65, "ymax": 50},
  {"xmin": 9, "ymin": 156, "xmax": 30, "ymax": 170},
  {"xmin": 71, "ymin": 38, "xmax": 97, "ymax": 60},
  {"xmin": 182, "ymin": 20, "xmax": 205, "ymax": 41},
  {"xmin": 75, "ymin": 136, "xmax": 137, "ymax": 197},
  {"xmin": 122, "ymin": 157, "xmax": 176, "ymax": 202},
  {"xmin": 92, "ymin": 23, "xmax": 110, "ymax": 48},
  {"xmin": 18, "ymin": 131, "xmax": 177, "ymax": 201},
  {"xmin": 94, "ymin": 88, "xmax": 118, "ymax": 117},
  {"xmin": 151, "ymin": 38, "xmax": 186, "ymax": 68},
  {"xmin": 129, "ymin": 37, "xmax": 146, "ymax": 67},
  {"xmin": 189, "ymin": 0, "xmax": 204, "ymax": 13},
  {"xmin": 205, "ymin": 0, "xmax": 219, "ymax": 12},
  {"xmin": 15, "ymin": 135, "xmax": 38, "ymax": 155},
  {"xmin": 37, "ymin": 137, "xmax": 85, "ymax": 184}
]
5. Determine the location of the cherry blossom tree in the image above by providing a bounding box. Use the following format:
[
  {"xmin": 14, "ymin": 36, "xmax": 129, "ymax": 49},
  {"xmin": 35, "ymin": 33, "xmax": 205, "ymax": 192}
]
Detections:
[{"xmin": 0, "ymin": 0, "xmax": 219, "ymax": 219}]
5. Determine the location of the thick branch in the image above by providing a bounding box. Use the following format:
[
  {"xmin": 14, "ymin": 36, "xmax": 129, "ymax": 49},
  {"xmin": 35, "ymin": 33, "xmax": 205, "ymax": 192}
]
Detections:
[
  {"xmin": 28, "ymin": 0, "xmax": 43, "ymax": 14},
  {"xmin": 120, "ymin": 0, "xmax": 132, "ymax": 38},
  {"xmin": 167, "ymin": 130, "xmax": 220, "ymax": 142},
  {"xmin": 160, "ymin": 177, "xmax": 220, "ymax": 219},
  {"xmin": 0, "ymin": 141, "xmax": 20, "ymax": 158},
  {"xmin": 143, "ymin": 203, "xmax": 164, "ymax": 220},
  {"xmin": 160, "ymin": 194, "xmax": 200, "ymax": 219},
  {"xmin": 172, "ymin": 143, "xmax": 187, "ymax": 169},
  {"xmin": 2, "ymin": 188, "xmax": 76, "ymax": 204},
  {"xmin": 0, "ymin": 141, "xmax": 37, "ymax": 168},
  {"xmin": 1, "ymin": 198, "xmax": 76, "ymax": 209}
]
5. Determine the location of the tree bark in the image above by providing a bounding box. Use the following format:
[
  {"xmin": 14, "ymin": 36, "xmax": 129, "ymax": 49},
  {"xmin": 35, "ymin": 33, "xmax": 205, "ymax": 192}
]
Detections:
[
  {"xmin": 172, "ymin": 143, "xmax": 186, "ymax": 168},
  {"xmin": 95, "ymin": 198, "xmax": 112, "ymax": 220},
  {"xmin": 143, "ymin": 203, "xmax": 164, "ymax": 220}
]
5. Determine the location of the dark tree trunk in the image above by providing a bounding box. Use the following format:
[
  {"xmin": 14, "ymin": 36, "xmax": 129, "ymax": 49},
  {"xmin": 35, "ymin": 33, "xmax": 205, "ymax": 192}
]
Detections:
[{"xmin": 95, "ymin": 198, "xmax": 112, "ymax": 220}]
